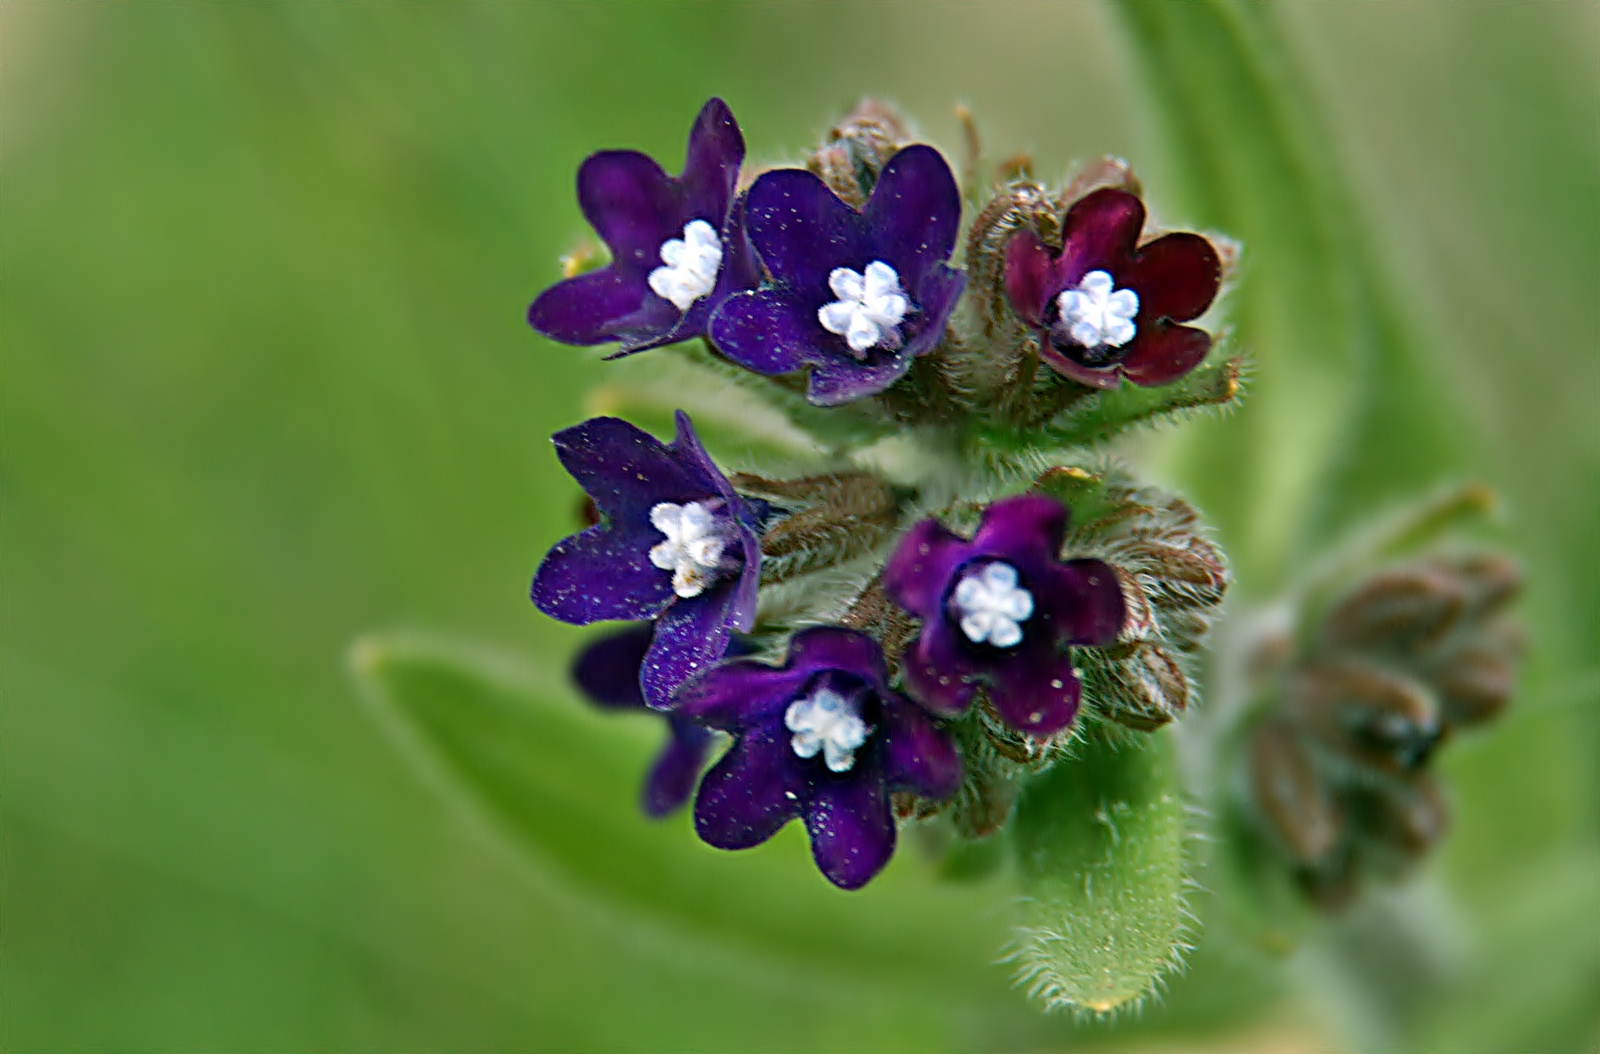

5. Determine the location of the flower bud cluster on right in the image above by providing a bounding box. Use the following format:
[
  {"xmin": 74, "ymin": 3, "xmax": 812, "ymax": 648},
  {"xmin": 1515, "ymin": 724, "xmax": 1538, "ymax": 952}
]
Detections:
[{"xmin": 528, "ymin": 97, "xmax": 1242, "ymax": 891}]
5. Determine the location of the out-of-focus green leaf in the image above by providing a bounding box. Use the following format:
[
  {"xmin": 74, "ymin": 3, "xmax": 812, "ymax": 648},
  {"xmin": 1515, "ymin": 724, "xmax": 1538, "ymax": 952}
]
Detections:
[{"xmin": 1112, "ymin": 2, "xmax": 1467, "ymax": 592}]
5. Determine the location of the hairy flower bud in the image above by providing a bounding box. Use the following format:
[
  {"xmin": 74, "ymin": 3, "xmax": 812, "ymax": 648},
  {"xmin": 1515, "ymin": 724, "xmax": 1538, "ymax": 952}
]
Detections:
[{"xmin": 805, "ymin": 99, "xmax": 912, "ymax": 209}]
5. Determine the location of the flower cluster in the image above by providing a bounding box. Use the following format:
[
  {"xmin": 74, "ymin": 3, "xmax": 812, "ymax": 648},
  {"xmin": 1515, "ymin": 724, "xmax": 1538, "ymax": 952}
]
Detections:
[{"xmin": 530, "ymin": 99, "xmax": 1236, "ymax": 890}]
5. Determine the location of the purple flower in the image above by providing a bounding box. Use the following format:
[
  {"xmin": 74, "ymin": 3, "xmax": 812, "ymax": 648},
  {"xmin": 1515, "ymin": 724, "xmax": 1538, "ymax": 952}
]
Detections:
[
  {"xmin": 708, "ymin": 145, "xmax": 966, "ymax": 406},
  {"xmin": 883, "ymin": 494, "xmax": 1126, "ymax": 737},
  {"xmin": 572, "ymin": 624, "xmax": 714, "ymax": 816},
  {"xmin": 528, "ymin": 98, "xmax": 760, "ymax": 356},
  {"xmin": 1004, "ymin": 187, "xmax": 1222, "ymax": 389},
  {"xmin": 677, "ymin": 627, "xmax": 962, "ymax": 890},
  {"xmin": 532, "ymin": 410, "xmax": 765, "ymax": 709}
]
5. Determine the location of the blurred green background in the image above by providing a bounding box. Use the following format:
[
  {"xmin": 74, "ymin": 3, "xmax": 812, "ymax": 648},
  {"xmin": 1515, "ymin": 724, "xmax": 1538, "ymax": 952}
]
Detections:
[{"xmin": 4, "ymin": 3, "xmax": 1596, "ymax": 1050}]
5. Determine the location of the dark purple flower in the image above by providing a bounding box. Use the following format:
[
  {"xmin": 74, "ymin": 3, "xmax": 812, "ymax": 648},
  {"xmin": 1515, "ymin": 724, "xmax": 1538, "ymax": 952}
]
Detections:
[
  {"xmin": 532, "ymin": 410, "xmax": 766, "ymax": 709},
  {"xmin": 882, "ymin": 493, "xmax": 1126, "ymax": 737},
  {"xmin": 1004, "ymin": 187, "xmax": 1222, "ymax": 389},
  {"xmin": 528, "ymin": 98, "xmax": 760, "ymax": 356},
  {"xmin": 677, "ymin": 627, "xmax": 962, "ymax": 890},
  {"xmin": 708, "ymin": 145, "xmax": 966, "ymax": 406},
  {"xmin": 572, "ymin": 624, "xmax": 713, "ymax": 816}
]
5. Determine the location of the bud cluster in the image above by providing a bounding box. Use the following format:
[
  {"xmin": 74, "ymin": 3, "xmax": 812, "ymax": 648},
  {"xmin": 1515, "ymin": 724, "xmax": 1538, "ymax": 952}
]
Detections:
[{"xmin": 1243, "ymin": 549, "xmax": 1523, "ymax": 908}]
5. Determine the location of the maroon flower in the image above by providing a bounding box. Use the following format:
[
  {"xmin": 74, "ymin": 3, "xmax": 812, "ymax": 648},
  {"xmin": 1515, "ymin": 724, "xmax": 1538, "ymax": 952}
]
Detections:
[
  {"xmin": 883, "ymin": 494, "xmax": 1125, "ymax": 737},
  {"xmin": 1004, "ymin": 188, "xmax": 1222, "ymax": 389}
]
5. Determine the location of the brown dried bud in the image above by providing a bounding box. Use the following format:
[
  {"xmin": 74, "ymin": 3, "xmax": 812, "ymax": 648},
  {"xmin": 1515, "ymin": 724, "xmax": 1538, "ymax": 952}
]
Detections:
[
  {"xmin": 805, "ymin": 99, "xmax": 911, "ymax": 209},
  {"xmin": 1421, "ymin": 628, "xmax": 1520, "ymax": 727},
  {"xmin": 965, "ymin": 181, "xmax": 1060, "ymax": 342},
  {"xmin": 1249, "ymin": 718, "xmax": 1343, "ymax": 865},
  {"xmin": 1356, "ymin": 775, "xmax": 1450, "ymax": 861},
  {"xmin": 1318, "ymin": 565, "xmax": 1467, "ymax": 654},
  {"xmin": 1057, "ymin": 155, "xmax": 1141, "ymax": 208},
  {"xmin": 1437, "ymin": 551, "xmax": 1523, "ymax": 621},
  {"xmin": 1288, "ymin": 660, "xmax": 1444, "ymax": 774}
]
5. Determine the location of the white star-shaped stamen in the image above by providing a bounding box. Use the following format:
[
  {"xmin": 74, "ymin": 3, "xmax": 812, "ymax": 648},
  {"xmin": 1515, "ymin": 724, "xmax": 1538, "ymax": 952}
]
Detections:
[
  {"xmin": 648, "ymin": 500, "xmax": 725, "ymax": 598},
  {"xmin": 1057, "ymin": 269, "xmax": 1139, "ymax": 349},
  {"xmin": 952, "ymin": 561, "xmax": 1034, "ymax": 648},
  {"xmin": 648, "ymin": 220, "xmax": 723, "ymax": 313},
  {"xmin": 817, "ymin": 260, "xmax": 913, "ymax": 357},
  {"xmin": 785, "ymin": 687, "xmax": 872, "ymax": 773}
]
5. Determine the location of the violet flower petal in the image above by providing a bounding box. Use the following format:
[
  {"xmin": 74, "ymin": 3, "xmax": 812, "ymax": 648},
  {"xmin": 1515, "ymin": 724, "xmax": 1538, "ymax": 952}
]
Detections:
[
  {"xmin": 551, "ymin": 416, "xmax": 715, "ymax": 524},
  {"xmin": 678, "ymin": 97, "xmax": 744, "ymax": 227},
  {"xmin": 641, "ymin": 584, "xmax": 737, "ymax": 710},
  {"xmin": 694, "ymin": 722, "xmax": 806, "ymax": 849},
  {"xmin": 674, "ymin": 657, "xmax": 812, "ymax": 731},
  {"xmin": 1052, "ymin": 558, "xmax": 1127, "ymax": 646},
  {"xmin": 571, "ymin": 623, "xmax": 655, "ymax": 709},
  {"xmin": 882, "ymin": 518, "xmax": 971, "ymax": 618},
  {"xmin": 704, "ymin": 288, "xmax": 813, "ymax": 375},
  {"xmin": 1120, "ymin": 324, "xmax": 1215, "ymax": 388},
  {"xmin": 533, "ymin": 525, "xmax": 673, "ymax": 624},
  {"xmin": 786, "ymin": 626, "xmax": 890, "ymax": 685},
  {"xmin": 805, "ymin": 353, "xmax": 919, "ymax": 407},
  {"xmin": 901, "ymin": 616, "xmax": 984, "ymax": 717},
  {"xmin": 970, "ymin": 493, "xmax": 1068, "ymax": 560},
  {"xmin": 862, "ymin": 144, "xmax": 962, "ymax": 288},
  {"xmin": 576, "ymin": 149, "xmax": 684, "ymax": 271},
  {"xmin": 527, "ymin": 268, "xmax": 654, "ymax": 347},
  {"xmin": 803, "ymin": 768, "xmax": 895, "ymax": 890},
  {"xmin": 1037, "ymin": 344, "xmax": 1124, "ymax": 389},
  {"xmin": 987, "ymin": 647, "xmax": 1084, "ymax": 737},
  {"xmin": 643, "ymin": 719, "xmax": 714, "ymax": 817},
  {"xmin": 743, "ymin": 168, "xmax": 868, "ymax": 294},
  {"xmin": 881, "ymin": 697, "xmax": 963, "ymax": 799}
]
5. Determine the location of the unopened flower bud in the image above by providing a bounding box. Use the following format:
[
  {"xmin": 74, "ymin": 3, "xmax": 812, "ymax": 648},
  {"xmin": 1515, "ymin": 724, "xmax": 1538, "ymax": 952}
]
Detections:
[
  {"xmin": 1318, "ymin": 565, "xmax": 1467, "ymax": 654},
  {"xmin": 1356, "ymin": 774, "xmax": 1450, "ymax": 862},
  {"xmin": 1288, "ymin": 660, "xmax": 1443, "ymax": 775},
  {"xmin": 806, "ymin": 99, "xmax": 912, "ymax": 209},
  {"xmin": 1249, "ymin": 718, "xmax": 1343, "ymax": 865}
]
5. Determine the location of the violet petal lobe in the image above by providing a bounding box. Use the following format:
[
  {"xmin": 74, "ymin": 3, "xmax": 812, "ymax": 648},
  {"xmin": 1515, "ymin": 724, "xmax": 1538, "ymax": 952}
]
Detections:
[
  {"xmin": 552, "ymin": 416, "xmax": 714, "ymax": 524},
  {"xmin": 571, "ymin": 623, "xmax": 654, "ymax": 709},
  {"xmin": 786, "ymin": 626, "xmax": 888, "ymax": 685},
  {"xmin": 1119, "ymin": 324, "xmax": 1214, "ymax": 388},
  {"xmin": 806, "ymin": 351, "xmax": 917, "ymax": 407},
  {"xmin": 743, "ymin": 168, "xmax": 867, "ymax": 295},
  {"xmin": 803, "ymin": 769, "xmax": 896, "ymax": 890},
  {"xmin": 987, "ymin": 647, "xmax": 1084, "ymax": 737},
  {"xmin": 640, "ymin": 584, "xmax": 737, "ymax": 710},
  {"xmin": 971, "ymin": 493, "xmax": 1069, "ymax": 561},
  {"xmin": 677, "ymin": 97, "xmax": 744, "ymax": 226},
  {"xmin": 1056, "ymin": 187, "xmax": 1145, "ymax": 286},
  {"xmin": 532, "ymin": 525, "xmax": 674, "ymax": 625},
  {"xmin": 674, "ymin": 656, "xmax": 812, "ymax": 732},
  {"xmin": 706, "ymin": 288, "xmax": 816, "ymax": 376},
  {"xmin": 1122, "ymin": 231, "xmax": 1222, "ymax": 323},
  {"xmin": 883, "ymin": 518, "xmax": 971, "ymax": 618},
  {"xmin": 694, "ymin": 722, "xmax": 806, "ymax": 850},
  {"xmin": 642, "ymin": 720, "xmax": 714, "ymax": 818},
  {"xmin": 1003, "ymin": 229, "xmax": 1056, "ymax": 325},
  {"xmin": 527, "ymin": 268, "xmax": 650, "ymax": 347},
  {"xmin": 900, "ymin": 264, "xmax": 966, "ymax": 358},
  {"xmin": 901, "ymin": 616, "xmax": 984, "ymax": 718},
  {"xmin": 880, "ymin": 696, "xmax": 963, "ymax": 799},
  {"xmin": 576, "ymin": 149, "xmax": 684, "ymax": 272},
  {"xmin": 862, "ymin": 144, "xmax": 962, "ymax": 288},
  {"xmin": 1054, "ymin": 558, "xmax": 1127, "ymax": 645}
]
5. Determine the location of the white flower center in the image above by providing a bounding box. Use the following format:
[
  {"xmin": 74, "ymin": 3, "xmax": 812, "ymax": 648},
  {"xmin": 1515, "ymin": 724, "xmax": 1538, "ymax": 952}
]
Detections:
[
  {"xmin": 648, "ymin": 500, "xmax": 726, "ymax": 598},
  {"xmin": 817, "ymin": 260, "xmax": 913, "ymax": 357},
  {"xmin": 952, "ymin": 561, "xmax": 1034, "ymax": 648},
  {"xmin": 648, "ymin": 219, "xmax": 723, "ymax": 313},
  {"xmin": 785, "ymin": 686, "xmax": 872, "ymax": 773},
  {"xmin": 1056, "ymin": 269, "xmax": 1139, "ymax": 349}
]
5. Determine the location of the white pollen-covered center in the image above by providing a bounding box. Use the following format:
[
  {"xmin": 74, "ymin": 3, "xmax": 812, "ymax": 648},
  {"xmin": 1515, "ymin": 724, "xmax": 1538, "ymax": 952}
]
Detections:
[
  {"xmin": 1057, "ymin": 269, "xmax": 1139, "ymax": 349},
  {"xmin": 817, "ymin": 260, "xmax": 913, "ymax": 357},
  {"xmin": 648, "ymin": 219, "xmax": 723, "ymax": 313},
  {"xmin": 952, "ymin": 561, "xmax": 1034, "ymax": 648},
  {"xmin": 648, "ymin": 500, "xmax": 726, "ymax": 598},
  {"xmin": 785, "ymin": 687, "xmax": 872, "ymax": 773}
]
